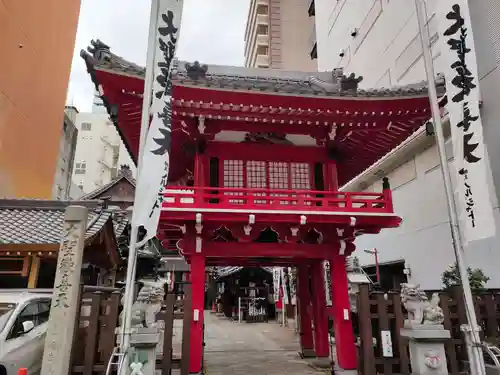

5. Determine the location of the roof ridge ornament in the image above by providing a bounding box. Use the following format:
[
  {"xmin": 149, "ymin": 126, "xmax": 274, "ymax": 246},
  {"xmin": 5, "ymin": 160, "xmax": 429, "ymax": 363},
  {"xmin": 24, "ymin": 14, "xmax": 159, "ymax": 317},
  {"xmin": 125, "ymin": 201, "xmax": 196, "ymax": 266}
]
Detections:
[
  {"xmin": 185, "ymin": 61, "xmax": 208, "ymax": 81},
  {"xmin": 87, "ymin": 39, "xmax": 111, "ymax": 62},
  {"xmin": 308, "ymin": 68, "xmax": 363, "ymax": 93}
]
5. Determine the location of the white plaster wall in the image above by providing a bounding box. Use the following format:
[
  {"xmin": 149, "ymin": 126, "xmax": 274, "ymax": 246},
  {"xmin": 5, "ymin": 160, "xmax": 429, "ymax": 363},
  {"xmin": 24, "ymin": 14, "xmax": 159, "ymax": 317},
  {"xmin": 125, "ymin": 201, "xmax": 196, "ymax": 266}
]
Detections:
[
  {"xmin": 72, "ymin": 112, "xmax": 124, "ymax": 193},
  {"xmin": 315, "ymin": 0, "xmax": 500, "ymax": 289}
]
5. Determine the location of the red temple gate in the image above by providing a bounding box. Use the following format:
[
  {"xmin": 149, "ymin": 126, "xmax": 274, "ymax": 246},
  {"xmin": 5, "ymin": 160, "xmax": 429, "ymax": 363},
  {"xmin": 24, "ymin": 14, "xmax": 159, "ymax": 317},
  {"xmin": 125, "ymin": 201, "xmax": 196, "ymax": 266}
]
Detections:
[{"xmin": 81, "ymin": 39, "xmax": 445, "ymax": 373}]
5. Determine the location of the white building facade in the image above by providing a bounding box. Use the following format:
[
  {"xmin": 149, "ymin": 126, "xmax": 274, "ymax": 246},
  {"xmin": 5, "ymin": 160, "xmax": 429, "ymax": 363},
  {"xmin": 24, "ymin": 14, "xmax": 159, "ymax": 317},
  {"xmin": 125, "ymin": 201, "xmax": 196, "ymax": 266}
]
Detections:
[
  {"xmin": 72, "ymin": 98, "xmax": 135, "ymax": 194},
  {"xmin": 314, "ymin": 0, "xmax": 500, "ymax": 289}
]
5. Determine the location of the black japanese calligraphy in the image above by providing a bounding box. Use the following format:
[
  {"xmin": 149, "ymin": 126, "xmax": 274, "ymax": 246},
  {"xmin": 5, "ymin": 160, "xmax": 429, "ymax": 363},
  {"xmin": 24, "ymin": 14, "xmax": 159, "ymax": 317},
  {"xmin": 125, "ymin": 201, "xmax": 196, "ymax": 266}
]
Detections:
[
  {"xmin": 443, "ymin": 3, "xmax": 481, "ymax": 165},
  {"xmin": 444, "ymin": 4, "xmax": 476, "ymax": 103},
  {"xmin": 456, "ymin": 102, "xmax": 478, "ymax": 132},
  {"xmin": 149, "ymin": 161, "xmax": 170, "ymax": 219},
  {"xmin": 458, "ymin": 168, "xmax": 476, "ymax": 227}
]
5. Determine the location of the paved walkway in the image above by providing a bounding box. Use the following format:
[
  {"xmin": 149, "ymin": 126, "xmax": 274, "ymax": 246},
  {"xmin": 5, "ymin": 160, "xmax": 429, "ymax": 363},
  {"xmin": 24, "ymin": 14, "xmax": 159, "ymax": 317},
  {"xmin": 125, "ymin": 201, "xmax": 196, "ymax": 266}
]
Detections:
[{"xmin": 203, "ymin": 313, "xmax": 325, "ymax": 375}]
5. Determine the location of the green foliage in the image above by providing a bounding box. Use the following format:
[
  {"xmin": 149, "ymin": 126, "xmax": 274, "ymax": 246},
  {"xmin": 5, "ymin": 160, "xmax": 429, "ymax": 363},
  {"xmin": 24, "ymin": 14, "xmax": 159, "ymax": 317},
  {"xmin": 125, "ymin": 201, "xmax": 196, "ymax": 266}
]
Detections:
[{"xmin": 441, "ymin": 263, "xmax": 490, "ymax": 292}]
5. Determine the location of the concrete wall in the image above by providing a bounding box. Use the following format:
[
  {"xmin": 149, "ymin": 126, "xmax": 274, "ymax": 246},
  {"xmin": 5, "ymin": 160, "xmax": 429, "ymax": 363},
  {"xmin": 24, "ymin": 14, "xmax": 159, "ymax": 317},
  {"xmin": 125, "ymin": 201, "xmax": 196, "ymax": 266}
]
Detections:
[
  {"xmin": 0, "ymin": 0, "xmax": 81, "ymax": 198},
  {"xmin": 315, "ymin": 0, "xmax": 500, "ymax": 289}
]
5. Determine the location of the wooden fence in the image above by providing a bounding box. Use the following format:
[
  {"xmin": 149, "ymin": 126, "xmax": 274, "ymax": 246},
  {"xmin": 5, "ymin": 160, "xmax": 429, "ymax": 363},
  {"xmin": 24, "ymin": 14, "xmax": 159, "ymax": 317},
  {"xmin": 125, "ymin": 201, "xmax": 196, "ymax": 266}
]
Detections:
[
  {"xmin": 69, "ymin": 283, "xmax": 193, "ymax": 375},
  {"xmin": 356, "ymin": 284, "xmax": 500, "ymax": 375}
]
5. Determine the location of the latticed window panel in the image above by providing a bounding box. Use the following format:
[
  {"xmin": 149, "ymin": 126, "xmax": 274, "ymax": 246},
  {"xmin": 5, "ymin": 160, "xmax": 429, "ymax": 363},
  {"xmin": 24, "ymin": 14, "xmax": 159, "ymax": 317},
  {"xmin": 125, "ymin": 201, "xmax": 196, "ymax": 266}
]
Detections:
[
  {"xmin": 246, "ymin": 161, "xmax": 267, "ymax": 205},
  {"xmin": 269, "ymin": 162, "xmax": 289, "ymax": 205},
  {"xmin": 291, "ymin": 163, "xmax": 311, "ymax": 190},
  {"xmin": 291, "ymin": 162, "xmax": 312, "ymax": 206},
  {"xmin": 223, "ymin": 159, "xmax": 244, "ymax": 204},
  {"xmin": 221, "ymin": 159, "xmax": 313, "ymax": 206}
]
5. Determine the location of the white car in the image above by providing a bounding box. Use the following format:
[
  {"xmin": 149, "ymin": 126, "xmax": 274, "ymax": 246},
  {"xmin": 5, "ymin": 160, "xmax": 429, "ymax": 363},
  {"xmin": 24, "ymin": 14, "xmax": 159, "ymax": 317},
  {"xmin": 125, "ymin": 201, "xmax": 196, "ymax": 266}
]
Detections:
[{"xmin": 0, "ymin": 292, "xmax": 52, "ymax": 375}]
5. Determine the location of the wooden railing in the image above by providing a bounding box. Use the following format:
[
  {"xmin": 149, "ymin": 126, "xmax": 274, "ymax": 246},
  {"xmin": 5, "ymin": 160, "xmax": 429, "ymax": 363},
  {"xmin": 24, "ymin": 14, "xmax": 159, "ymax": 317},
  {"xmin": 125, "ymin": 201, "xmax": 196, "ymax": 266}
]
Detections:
[
  {"xmin": 355, "ymin": 284, "xmax": 500, "ymax": 375},
  {"xmin": 163, "ymin": 187, "xmax": 394, "ymax": 214},
  {"xmin": 69, "ymin": 285, "xmax": 193, "ymax": 375}
]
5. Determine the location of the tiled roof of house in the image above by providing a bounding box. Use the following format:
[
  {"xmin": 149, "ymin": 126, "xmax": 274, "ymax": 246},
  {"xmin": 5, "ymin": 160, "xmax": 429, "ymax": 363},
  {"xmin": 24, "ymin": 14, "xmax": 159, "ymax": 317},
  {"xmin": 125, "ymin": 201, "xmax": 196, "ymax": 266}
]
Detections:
[
  {"xmin": 80, "ymin": 174, "xmax": 136, "ymax": 200},
  {"xmin": 0, "ymin": 199, "xmax": 112, "ymax": 245}
]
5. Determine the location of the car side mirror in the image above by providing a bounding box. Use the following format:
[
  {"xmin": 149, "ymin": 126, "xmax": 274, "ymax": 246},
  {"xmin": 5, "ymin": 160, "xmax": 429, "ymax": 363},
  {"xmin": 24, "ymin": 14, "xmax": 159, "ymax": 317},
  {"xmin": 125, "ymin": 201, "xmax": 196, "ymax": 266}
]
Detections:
[{"xmin": 21, "ymin": 320, "xmax": 35, "ymax": 334}]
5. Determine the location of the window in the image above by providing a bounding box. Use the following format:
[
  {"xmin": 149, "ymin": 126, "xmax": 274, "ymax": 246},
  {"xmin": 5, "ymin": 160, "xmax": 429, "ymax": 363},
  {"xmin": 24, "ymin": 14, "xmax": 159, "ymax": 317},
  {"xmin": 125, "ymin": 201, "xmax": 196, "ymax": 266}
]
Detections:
[
  {"xmin": 37, "ymin": 300, "xmax": 51, "ymax": 324},
  {"xmin": 75, "ymin": 162, "xmax": 87, "ymax": 175},
  {"xmin": 257, "ymin": 45, "xmax": 269, "ymax": 55},
  {"xmin": 8, "ymin": 302, "xmax": 39, "ymax": 339},
  {"xmin": 257, "ymin": 65, "xmax": 269, "ymax": 69},
  {"xmin": 81, "ymin": 122, "xmax": 92, "ymax": 131},
  {"xmin": 256, "ymin": 4, "xmax": 268, "ymax": 14},
  {"xmin": 257, "ymin": 24, "xmax": 268, "ymax": 35}
]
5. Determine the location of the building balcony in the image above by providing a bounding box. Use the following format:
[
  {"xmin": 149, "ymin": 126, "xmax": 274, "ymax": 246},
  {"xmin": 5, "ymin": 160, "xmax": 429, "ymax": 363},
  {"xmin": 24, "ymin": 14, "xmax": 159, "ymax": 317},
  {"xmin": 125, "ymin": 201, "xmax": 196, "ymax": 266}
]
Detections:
[
  {"xmin": 255, "ymin": 54, "xmax": 269, "ymax": 66},
  {"xmin": 256, "ymin": 34, "xmax": 269, "ymax": 45},
  {"xmin": 161, "ymin": 187, "xmax": 398, "ymax": 227},
  {"xmin": 256, "ymin": 14, "xmax": 269, "ymax": 25}
]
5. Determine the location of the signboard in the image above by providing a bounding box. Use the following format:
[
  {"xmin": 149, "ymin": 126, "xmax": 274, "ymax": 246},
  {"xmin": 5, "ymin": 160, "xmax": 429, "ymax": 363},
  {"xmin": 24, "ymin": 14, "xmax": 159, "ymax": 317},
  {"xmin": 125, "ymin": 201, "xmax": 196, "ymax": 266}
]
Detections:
[
  {"xmin": 281, "ymin": 268, "xmax": 289, "ymax": 305},
  {"xmin": 273, "ymin": 267, "xmax": 281, "ymax": 302},
  {"xmin": 324, "ymin": 261, "xmax": 332, "ymax": 307},
  {"xmin": 381, "ymin": 330, "xmax": 393, "ymax": 357},
  {"xmin": 439, "ymin": 0, "xmax": 496, "ymax": 243}
]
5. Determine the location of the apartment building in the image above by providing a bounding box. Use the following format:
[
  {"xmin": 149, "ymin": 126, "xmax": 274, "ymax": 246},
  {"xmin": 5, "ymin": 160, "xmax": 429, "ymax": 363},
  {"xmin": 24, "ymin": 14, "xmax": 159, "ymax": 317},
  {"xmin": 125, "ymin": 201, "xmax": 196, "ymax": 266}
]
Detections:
[
  {"xmin": 0, "ymin": 0, "xmax": 81, "ymax": 198},
  {"xmin": 51, "ymin": 106, "xmax": 80, "ymax": 200},
  {"xmin": 244, "ymin": 0, "xmax": 317, "ymax": 71},
  {"xmin": 72, "ymin": 99, "xmax": 135, "ymax": 194},
  {"xmin": 314, "ymin": 0, "xmax": 500, "ymax": 289}
]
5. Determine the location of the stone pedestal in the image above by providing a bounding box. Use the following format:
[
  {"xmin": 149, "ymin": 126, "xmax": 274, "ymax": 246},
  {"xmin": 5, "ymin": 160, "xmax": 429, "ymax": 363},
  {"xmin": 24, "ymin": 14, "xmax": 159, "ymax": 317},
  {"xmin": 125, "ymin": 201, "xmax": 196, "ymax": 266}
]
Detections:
[
  {"xmin": 401, "ymin": 324, "xmax": 451, "ymax": 375},
  {"xmin": 128, "ymin": 327, "xmax": 161, "ymax": 375}
]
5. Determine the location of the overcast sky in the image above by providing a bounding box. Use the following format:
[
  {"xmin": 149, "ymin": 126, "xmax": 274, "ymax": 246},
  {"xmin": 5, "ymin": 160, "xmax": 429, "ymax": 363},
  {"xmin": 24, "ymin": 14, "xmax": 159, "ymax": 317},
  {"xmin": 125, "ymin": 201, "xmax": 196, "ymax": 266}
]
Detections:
[{"xmin": 67, "ymin": 0, "xmax": 250, "ymax": 112}]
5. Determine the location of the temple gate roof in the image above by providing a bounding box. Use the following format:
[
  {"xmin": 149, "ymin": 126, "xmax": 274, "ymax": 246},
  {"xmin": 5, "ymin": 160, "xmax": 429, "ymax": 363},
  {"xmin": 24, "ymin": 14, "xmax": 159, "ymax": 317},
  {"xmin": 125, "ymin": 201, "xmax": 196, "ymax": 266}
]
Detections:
[{"xmin": 80, "ymin": 39, "xmax": 446, "ymax": 186}]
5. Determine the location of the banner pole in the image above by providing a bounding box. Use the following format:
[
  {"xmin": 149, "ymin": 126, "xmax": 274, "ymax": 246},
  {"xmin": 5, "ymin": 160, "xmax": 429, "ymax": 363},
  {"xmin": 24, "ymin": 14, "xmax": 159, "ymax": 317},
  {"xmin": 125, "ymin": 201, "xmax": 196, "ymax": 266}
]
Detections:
[
  {"xmin": 120, "ymin": 0, "xmax": 160, "ymax": 353},
  {"xmin": 414, "ymin": 2, "xmax": 485, "ymax": 375}
]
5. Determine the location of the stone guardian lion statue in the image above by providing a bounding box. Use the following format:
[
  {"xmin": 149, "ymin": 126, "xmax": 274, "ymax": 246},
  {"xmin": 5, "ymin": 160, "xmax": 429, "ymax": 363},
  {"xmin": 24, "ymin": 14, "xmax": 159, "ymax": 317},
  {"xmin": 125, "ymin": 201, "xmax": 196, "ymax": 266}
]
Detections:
[{"xmin": 400, "ymin": 283, "xmax": 444, "ymax": 325}]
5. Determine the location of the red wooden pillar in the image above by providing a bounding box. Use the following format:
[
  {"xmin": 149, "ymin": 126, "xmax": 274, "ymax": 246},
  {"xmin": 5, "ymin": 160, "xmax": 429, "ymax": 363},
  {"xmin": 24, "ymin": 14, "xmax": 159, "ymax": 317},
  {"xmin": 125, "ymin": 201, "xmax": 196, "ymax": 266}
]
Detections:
[
  {"xmin": 310, "ymin": 261, "xmax": 329, "ymax": 358},
  {"xmin": 324, "ymin": 161, "xmax": 338, "ymax": 191},
  {"xmin": 297, "ymin": 264, "xmax": 315, "ymax": 357},
  {"xmin": 189, "ymin": 253, "xmax": 206, "ymax": 374},
  {"xmin": 330, "ymin": 255, "xmax": 357, "ymax": 369}
]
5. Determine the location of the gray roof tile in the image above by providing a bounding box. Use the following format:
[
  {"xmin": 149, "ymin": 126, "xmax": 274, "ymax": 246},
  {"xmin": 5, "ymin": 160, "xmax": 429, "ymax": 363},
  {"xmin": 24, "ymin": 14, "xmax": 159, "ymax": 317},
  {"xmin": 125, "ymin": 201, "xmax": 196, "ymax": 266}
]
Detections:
[
  {"xmin": 80, "ymin": 39, "xmax": 445, "ymax": 99},
  {"xmin": 0, "ymin": 199, "xmax": 112, "ymax": 245}
]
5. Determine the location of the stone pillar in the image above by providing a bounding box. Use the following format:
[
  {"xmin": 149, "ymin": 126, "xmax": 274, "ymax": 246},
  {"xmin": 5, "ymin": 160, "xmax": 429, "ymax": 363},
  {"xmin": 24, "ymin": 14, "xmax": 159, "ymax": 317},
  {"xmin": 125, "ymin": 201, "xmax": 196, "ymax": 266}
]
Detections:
[
  {"xmin": 311, "ymin": 261, "xmax": 329, "ymax": 358},
  {"xmin": 330, "ymin": 255, "xmax": 357, "ymax": 369},
  {"xmin": 401, "ymin": 324, "xmax": 451, "ymax": 375},
  {"xmin": 41, "ymin": 206, "xmax": 88, "ymax": 375},
  {"xmin": 189, "ymin": 253, "xmax": 206, "ymax": 374},
  {"xmin": 297, "ymin": 264, "xmax": 315, "ymax": 357},
  {"xmin": 129, "ymin": 327, "xmax": 161, "ymax": 375}
]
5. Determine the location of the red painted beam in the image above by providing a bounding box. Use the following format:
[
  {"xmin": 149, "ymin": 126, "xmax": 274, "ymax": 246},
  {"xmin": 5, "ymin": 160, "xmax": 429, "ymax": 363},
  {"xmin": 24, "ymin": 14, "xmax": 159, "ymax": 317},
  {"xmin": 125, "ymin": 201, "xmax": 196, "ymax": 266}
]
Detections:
[
  {"xmin": 181, "ymin": 241, "xmax": 354, "ymax": 259},
  {"xmin": 172, "ymin": 105, "xmax": 428, "ymax": 130},
  {"xmin": 206, "ymin": 141, "xmax": 328, "ymax": 163}
]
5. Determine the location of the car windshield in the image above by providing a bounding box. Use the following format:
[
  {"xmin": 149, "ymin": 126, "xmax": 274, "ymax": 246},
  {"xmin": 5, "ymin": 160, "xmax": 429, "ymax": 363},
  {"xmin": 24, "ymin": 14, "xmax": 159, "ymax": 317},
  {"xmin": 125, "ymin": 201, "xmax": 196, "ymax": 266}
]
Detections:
[{"xmin": 0, "ymin": 303, "xmax": 17, "ymax": 332}]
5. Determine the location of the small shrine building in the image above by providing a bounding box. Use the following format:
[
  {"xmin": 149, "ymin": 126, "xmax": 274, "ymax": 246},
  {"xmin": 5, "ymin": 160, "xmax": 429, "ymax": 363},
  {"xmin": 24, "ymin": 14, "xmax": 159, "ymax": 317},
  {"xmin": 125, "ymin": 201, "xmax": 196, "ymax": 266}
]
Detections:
[{"xmin": 81, "ymin": 40, "xmax": 444, "ymax": 372}]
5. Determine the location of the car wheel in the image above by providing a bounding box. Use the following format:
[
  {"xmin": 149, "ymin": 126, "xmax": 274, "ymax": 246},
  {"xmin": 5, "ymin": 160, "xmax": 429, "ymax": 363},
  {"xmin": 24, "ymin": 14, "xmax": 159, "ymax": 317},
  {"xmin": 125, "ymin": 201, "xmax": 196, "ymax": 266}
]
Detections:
[{"xmin": 0, "ymin": 365, "xmax": 7, "ymax": 375}]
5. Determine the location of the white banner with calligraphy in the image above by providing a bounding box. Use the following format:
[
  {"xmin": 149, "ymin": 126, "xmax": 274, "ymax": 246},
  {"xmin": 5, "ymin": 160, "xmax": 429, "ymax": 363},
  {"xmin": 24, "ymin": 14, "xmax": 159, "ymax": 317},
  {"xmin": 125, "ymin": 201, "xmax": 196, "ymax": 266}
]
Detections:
[
  {"xmin": 438, "ymin": 1, "xmax": 496, "ymax": 243},
  {"xmin": 134, "ymin": 0, "xmax": 185, "ymax": 242}
]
